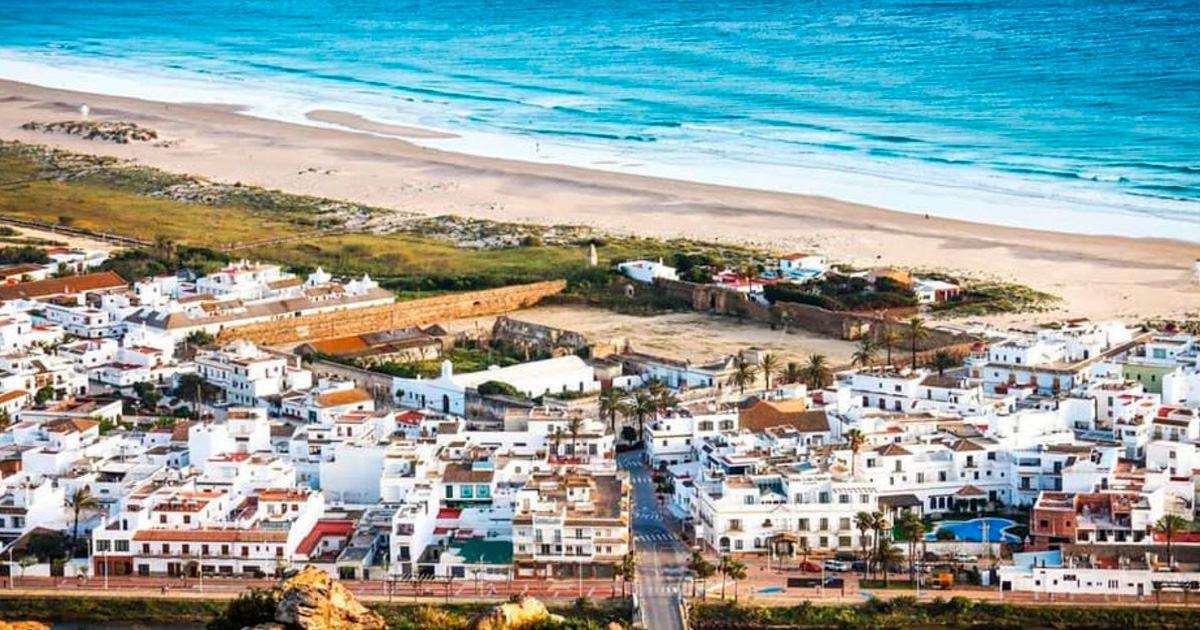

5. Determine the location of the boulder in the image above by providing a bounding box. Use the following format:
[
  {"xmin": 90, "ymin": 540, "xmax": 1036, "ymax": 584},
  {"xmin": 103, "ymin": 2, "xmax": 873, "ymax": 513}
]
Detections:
[
  {"xmin": 271, "ymin": 567, "xmax": 385, "ymax": 630},
  {"xmin": 466, "ymin": 598, "xmax": 564, "ymax": 630},
  {"xmin": 0, "ymin": 622, "xmax": 53, "ymax": 630}
]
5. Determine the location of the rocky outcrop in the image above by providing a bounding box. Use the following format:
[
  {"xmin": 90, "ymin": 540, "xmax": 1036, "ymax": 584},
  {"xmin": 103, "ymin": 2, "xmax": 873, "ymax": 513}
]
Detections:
[
  {"xmin": 466, "ymin": 598, "xmax": 564, "ymax": 630},
  {"xmin": 271, "ymin": 567, "xmax": 385, "ymax": 630},
  {"xmin": 21, "ymin": 120, "xmax": 159, "ymax": 144},
  {"xmin": 0, "ymin": 622, "xmax": 53, "ymax": 630}
]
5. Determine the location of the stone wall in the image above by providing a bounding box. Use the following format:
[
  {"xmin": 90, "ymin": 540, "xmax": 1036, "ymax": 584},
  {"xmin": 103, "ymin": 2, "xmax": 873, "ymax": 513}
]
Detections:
[
  {"xmin": 654, "ymin": 278, "xmax": 971, "ymax": 350},
  {"xmin": 491, "ymin": 316, "xmax": 591, "ymax": 355},
  {"xmin": 308, "ymin": 360, "xmax": 396, "ymax": 404},
  {"xmin": 218, "ymin": 280, "xmax": 566, "ymax": 346}
]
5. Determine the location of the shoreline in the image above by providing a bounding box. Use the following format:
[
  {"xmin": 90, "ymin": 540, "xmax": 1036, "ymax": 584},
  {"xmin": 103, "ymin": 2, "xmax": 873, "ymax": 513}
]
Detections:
[{"xmin": 0, "ymin": 77, "xmax": 1198, "ymax": 325}]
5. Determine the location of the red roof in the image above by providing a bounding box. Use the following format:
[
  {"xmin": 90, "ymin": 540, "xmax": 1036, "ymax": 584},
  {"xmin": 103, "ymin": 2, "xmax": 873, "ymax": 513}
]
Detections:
[
  {"xmin": 295, "ymin": 520, "xmax": 355, "ymax": 556},
  {"xmin": 437, "ymin": 507, "xmax": 462, "ymax": 519},
  {"xmin": 396, "ymin": 410, "xmax": 424, "ymax": 425}
]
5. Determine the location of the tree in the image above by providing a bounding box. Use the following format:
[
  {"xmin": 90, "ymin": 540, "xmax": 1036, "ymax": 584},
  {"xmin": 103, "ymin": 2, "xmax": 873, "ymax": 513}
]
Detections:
[
  {"xmin": 186, "ymin": 330, "xmax": 216, "ymax": 348},
  {"xmin": 1155, "ymin": 514, "xmax": 1189, "ymax": 568},
  {"xmin": 845, "ymin": 428, "xmax": 866, "ymax": 477},
  {"xmin": 723, "ymin": 557, "xmax": 748, "ymax": 602},
  {"xmin": 717, "ymin": 555, "xmax": 733, "ymax": 600},
  {"xmin": 930, "ymin": 350, "xmax": 958, "ymax": 377},
  {"xmin": 620, "ymin": 425, "xmax": 638, "ymax": 444},
  {"xmin": 68, "ymin": 486, "xmax": 100, "ymax": 557},
  {"xmin": 726, "ymin": 355, "xmax": 759, "ymax": 396},
  {"xmin": 551, "ymin": 426, "xmax": 564, "ymax": 460},
  {"xmin": 153, "ymin": 235, "xmax": 178, "ymax": 267},
  {"xmin": 34, "ymin": 384, "xmax": 57, "ymax": 406},
  {"xmin": 598, "ymin": 390, "xmax": 625, "ymax": 435},
  {"xmin": 780, "ymin": 362, "xmax": 804, "ymax": 386},
  {"xmin": 801, "ymin": 353, "xmax": 833, "ymax": 390},
  {"xmin": 759, "ymin": 352, "xmax": 781, "ymax": 391},
  {"xmin": 616, "ymin": 552, "xmax": 637, "ymax": 598},
  {"xmin": 0, "ymin": 409, "xmax": 10, "ymax": 432},
  {"xmin": 874, "ymin": 539, "xmax": 905, "ymax": 587},
  {"xmin": 630, "ymin": 392, "xmax": 659, "ymax": 444},
  {"xmin": 688, "ymin": 550, "xmax": 716, "ymax": 598},
  {"xmin": 898, "ymin": 511, "xmax": 926, "ymax": 584},
  {"xmin": 854, "ymin": 512, "xmax": 876, "ymax": 579},
  {"xmin": 207, "ymin": 588, "xmax": 280, "ymax": 630},
  {"xmin": 16, "ymin": 556, "xmax": 37, "ymax": 586},
  {"xmin": 132, "ymin": 381, "xmax": 161, "ymax": 412},
  {"xmin": 566, "ymin": 416, "xmax": 584, "ymax": 460},
  {"xmin": 870, "ymin": 511, "xmax": 890, "ymax": 580},
  {"xmin": 904, "ymin": 317, "xmax": 930, "ymax": 367},
  {"xmin": 851, "ymin": 335, "xmax": 879, "ymax": 369},
  {"xmin": 477, "ymin": 381, "xmax": 523, "ymax": 397},
  {"xmin": 880, "ymin": 328, "xmax": 902, "ymax": 366}
]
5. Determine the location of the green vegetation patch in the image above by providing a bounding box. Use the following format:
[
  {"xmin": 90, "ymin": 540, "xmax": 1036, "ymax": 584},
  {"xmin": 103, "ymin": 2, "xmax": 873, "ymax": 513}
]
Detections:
[{"xmin": 692, "ymin": 598, "xmax": 1200, "ymax": 630}]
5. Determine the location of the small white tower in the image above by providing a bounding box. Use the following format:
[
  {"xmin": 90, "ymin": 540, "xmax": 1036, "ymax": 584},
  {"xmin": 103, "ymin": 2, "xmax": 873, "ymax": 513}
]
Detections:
[
  {"xmin": 587, "ymin": 243, "xmax": 598, "ymax": 267},
  {"xmin": 1193, "ymin": 259, "xmax": 1200, "ymax": 284},
  {"xmin": 79, "ymin": 103, "xmax": 90, "ymax": 120}
]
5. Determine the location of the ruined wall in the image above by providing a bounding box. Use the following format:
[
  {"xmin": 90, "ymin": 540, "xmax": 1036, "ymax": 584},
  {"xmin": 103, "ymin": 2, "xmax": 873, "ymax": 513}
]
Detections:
[
  {"xmin": 653, "ymin": 278, "xmax": 971, "ymax": 351},
  {"xmin": 491, "ymin": 316, "xmax": 591, "ymax": 353},
  {"xmin": 308, "ymin": 360, "xmax": 396, "ymax": 405},
  {"xmin": 218, "ymin": 280, "xmax": 566, "ymax": 346}
]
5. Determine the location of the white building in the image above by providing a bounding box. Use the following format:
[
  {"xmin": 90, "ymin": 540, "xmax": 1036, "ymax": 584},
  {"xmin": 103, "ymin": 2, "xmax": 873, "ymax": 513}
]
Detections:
[{"xmin": 394, "ymin": 356, "xmax": 599, "ymax": 416}]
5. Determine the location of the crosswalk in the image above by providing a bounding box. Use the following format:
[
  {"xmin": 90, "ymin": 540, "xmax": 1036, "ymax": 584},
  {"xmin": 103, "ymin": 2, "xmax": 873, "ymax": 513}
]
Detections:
[
  {"xmin": 628, "ymin": 472, "xmax": 653, "ymax": 485},
  {"xmin": 634, "ymin": 507, "xmax": 661, "ymax": 520},
  {"xmin": 635, "ymin": 532, "xmax": 677, "ymax": 543},
  {"xmin": 638, "ymin": 585, "xmax": 681, "ymax": 595}
]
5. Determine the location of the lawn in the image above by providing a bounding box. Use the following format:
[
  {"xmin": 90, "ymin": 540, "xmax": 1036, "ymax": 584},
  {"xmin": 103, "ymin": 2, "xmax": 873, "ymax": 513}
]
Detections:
[{"xmin": 0, "ymin": 180, "xmax": 304, "ymax": 247}]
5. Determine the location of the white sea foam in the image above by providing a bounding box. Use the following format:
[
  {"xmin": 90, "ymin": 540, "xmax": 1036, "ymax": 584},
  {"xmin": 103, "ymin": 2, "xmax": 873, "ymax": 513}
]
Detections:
[{"xmin": 2, "ymin": 49, "xmax": 1199, "ymax": 242}]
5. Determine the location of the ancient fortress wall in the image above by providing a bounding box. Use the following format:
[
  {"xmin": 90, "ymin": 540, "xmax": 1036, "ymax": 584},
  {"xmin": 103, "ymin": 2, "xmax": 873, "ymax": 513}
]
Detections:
[{"xmin": 217, "ymin": 280, "xmax": 567, "ymax": 346}]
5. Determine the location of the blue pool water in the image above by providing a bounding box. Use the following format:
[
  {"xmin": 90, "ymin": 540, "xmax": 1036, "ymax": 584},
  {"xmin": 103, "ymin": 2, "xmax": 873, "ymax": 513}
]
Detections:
[
  {"xmin": 926, "ymin": 517, "xmax": 1021, "ymax": 543},
  {"xmin": 758, "ymin": 586, "xmax": 784, "ymax": 595},
  {"xmin": 0, "ymin": 0, "xmax": 1197, "ymax": 238}
]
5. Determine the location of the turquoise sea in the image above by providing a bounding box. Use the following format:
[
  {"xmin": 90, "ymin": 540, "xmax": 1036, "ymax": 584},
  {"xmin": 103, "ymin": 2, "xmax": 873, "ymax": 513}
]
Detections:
[{"xmin": 0, "ymin": 0, "xmax": 1197, "ymax": 238}]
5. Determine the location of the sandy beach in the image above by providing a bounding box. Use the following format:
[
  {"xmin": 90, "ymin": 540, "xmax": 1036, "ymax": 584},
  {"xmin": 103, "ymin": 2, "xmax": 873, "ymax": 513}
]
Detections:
[{"xmin": 1, "ymin": 78, "xmax": 1197, "ymax": 326}]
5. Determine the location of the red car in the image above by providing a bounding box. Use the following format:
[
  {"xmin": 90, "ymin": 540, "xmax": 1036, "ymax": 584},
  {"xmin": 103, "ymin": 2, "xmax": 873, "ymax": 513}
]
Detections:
[{"xmin": 799, "ymin": 560, "xmax": 823, "ymax": 573}]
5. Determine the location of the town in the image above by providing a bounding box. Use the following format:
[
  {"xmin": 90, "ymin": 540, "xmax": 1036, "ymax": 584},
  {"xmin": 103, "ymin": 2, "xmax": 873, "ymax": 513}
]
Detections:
[{"xmin": 0, "ymin": 231, "xmax": 1197, "ymax": 630}]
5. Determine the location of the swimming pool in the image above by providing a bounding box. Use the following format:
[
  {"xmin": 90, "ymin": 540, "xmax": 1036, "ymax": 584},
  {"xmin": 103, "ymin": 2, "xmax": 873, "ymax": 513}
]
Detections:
[
  {"xmin": 925, "ymin": 517, "xmax": 1021, "ymax": 543},
  {"xmin": 758, "ymin": 587, "xmax": 784, "ymax": 594}
]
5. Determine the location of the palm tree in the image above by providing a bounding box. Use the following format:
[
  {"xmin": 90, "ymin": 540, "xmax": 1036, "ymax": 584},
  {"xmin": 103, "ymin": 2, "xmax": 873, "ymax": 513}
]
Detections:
[
  {"xmin": 930, "ymin": 349, "xmax": 957, "ymax": 376},
  {"xmin": 845, "ymin": 428, "xmax": 866, "ymax": 477},
  {"xmin": 780, "ymin": 362, "xmax": 804, "ymax": 386},
  {"xmin": 898, "ymin": 511, "xmax": 926, "ymax": 584},
  {"xmin": 717, "ymin": 555, "xmax": 733, "ymax": 600},
  {"xmin": 152, "ymin": 234, "xmax": 177, "ymax": 265},
  {"xmin": 851, "ymin": 336, "xmax": 879, "ymax": 369},
  {"xmin": 874, "ymin": 539, "xmax": 905, "ymax": 588},
  {"xmin": 68, "ymin": 486, "xmax": 100, "ymax": 556},
  {"xmin": 688, "ymin": 550, "xmax": 716, "ymax": 598},
  {"xmin": 726, "ymin": 356, "xmax": 759, "ymax": 396},
  {"xmin": 566, "ymin": 416, "xmax": 584, "ymax": 460},
  {"xmin": 655, "ymin": 388, "xmax": 680, "ymax": 412},
  {"xmin": 1156, "ymin": 514, "xmax": 1189, "ymax": 568},
  {"xmin": 880, "ymin": 328, "xmax": 902, "ymax": 367},
  {"xmin": 759, "ymin": 352, "xmax": 781, "ymax": 390},
  {"xmin": 904, "ymin": 317, "xmax": 929, "ymax": 367},
  {"xmin": 801, "ymin": 353, "xmax": 833, "ymax": 390},
  {"xmin": 551, "ymin": 426, "xmax": 564, "ymax": 460},
  {"xmin": 854, "ymin": 512, "xmax": 876, "ymax": 579},
  {"xmin": 630, "ymin": 393, "xmax": 659, "ymax": 445},
  {"xmin": 870, "ymin": 511, "xmax": 890, "ymax": 576},
  {"xmin": 598, "ymin": 390, "xmax": 624, "ymax": 435},
  {"xmin": 726, "ymin": 558, "xmax": 748, "ymax": 602}
]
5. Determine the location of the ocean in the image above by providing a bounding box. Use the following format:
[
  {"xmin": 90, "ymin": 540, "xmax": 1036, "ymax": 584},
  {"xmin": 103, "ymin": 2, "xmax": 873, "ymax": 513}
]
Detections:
[{"xmin": 0, "ymin": 0, "xmax": 1197, "ymax": 239}]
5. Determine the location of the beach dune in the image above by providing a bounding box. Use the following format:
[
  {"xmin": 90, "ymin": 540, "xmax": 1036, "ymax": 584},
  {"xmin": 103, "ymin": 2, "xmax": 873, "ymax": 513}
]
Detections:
[{"xmin": 0, "ymin": 78, "xmax": 1197, "ymax": 326}]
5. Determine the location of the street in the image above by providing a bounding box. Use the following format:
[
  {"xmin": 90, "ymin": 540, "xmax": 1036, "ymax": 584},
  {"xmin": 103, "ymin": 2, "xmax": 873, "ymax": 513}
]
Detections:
[{"xmin": 620, "ymin": 452, "xmax": 688, "ymax": 630}]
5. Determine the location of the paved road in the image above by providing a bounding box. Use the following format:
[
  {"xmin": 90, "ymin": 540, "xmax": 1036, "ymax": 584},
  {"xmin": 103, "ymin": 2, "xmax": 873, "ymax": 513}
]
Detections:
[{"xmin": 620, "ymin": 453, "xmax": 688, "ymax": 630}]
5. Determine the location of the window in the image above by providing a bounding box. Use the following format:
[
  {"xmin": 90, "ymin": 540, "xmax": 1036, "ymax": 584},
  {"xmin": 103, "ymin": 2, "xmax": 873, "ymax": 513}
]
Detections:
[
  {"xmin": 839, "ymin": 494, "xmax": 850, "ymax": 504},
  {"xmin": 819, "ymin": 518, "xmax": 829, "ymax": 531},
  {"xmin": 115, "ymin": 540, "xmax": 129, "ymax": 552}
]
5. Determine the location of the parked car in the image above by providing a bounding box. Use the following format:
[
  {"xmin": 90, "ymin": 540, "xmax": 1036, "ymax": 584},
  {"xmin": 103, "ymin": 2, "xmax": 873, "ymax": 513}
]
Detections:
[
  {"xmin": 851, "ymin": 560, "xmax": 867, "ymax": 573},
  {"xmin": 823, "ymin": 559, "xmax": 852, "ymax": 572},
  {"xmin": 951, "ymin": 552, "xmax": 979, "ymax": 563},
  {"xmin": 799, "ymin": 560, "xmax": 823, "ymax": 573}
]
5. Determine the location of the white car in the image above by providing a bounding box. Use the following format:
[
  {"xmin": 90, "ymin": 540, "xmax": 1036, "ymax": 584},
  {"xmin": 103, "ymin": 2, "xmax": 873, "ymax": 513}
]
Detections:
[
  {"xmin": 951, "ymin": 552, "xmax": 979, "ymax": 563},
  {"xmin": 823, "ymin": 559, "xmax": 852, "ymax": 572}
]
